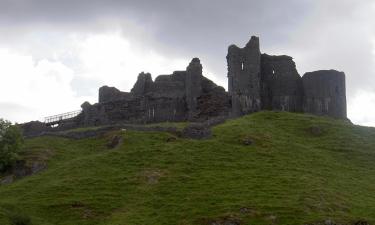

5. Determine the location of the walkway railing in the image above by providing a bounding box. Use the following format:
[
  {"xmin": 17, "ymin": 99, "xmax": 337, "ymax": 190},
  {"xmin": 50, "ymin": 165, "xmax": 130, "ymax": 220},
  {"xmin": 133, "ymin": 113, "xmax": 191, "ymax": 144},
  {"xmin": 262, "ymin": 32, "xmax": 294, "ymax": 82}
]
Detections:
[{"xmin": 44, "ymin": 110, "xmax": 82, "ymax": 125}]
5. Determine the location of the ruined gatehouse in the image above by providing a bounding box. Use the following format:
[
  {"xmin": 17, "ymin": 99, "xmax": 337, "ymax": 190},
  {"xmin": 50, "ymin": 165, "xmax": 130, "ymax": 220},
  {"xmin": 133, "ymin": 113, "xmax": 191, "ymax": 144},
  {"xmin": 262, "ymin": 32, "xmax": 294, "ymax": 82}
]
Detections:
[{"xmin": 21, "ymin": 36, "xmax": 347, "ymax": 136}]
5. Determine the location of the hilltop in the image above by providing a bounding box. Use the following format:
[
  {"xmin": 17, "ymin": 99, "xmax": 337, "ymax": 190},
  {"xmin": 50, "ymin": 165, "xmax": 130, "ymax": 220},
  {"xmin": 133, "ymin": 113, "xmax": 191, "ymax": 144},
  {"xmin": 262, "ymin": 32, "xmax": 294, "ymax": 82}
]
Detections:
[{"xmin": 1, "ymin": 111, "xmax": 375, "ymax": 225}]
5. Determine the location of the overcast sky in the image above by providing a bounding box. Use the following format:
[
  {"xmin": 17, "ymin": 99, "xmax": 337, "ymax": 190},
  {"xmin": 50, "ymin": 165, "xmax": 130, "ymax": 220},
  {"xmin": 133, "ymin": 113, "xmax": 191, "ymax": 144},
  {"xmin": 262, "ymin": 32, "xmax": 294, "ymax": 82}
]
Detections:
[{"xmin": 0, "ymin": 0, "xmax": 374, "ymax": 126}]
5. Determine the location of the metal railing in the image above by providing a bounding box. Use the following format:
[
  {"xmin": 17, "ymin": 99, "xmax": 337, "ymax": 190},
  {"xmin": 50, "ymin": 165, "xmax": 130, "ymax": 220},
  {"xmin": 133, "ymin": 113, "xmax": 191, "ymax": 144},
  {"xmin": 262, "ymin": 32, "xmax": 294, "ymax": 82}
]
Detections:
[{"xmin": 44, "ymin": 110, "xmax": 82, "ymax": 124}]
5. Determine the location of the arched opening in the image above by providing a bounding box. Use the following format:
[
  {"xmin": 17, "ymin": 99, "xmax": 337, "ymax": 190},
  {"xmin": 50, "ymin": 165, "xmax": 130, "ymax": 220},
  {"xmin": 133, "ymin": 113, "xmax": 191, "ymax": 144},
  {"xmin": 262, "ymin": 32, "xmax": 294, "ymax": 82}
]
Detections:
[{"xmin": 241, "ymin": 62, "xmax": 244, "ymax": 71}]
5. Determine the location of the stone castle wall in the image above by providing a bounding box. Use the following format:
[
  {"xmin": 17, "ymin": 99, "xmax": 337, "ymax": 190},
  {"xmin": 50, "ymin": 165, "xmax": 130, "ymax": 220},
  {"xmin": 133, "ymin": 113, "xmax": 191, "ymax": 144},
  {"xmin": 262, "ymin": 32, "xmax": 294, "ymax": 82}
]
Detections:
[
  {"xmin": 227, "ymin": 36, "xmax": 262, "ymax": 116},
  {"xmin": 302, "ymin": 70, "xmax": 347, "ymax": 118},
  {"xmin": 77, "ymin": 58, "xmax": 229, "ymax": 128},
  {"xmin": 228, "ymin": 36, "xmax": 346, "ymax": 119},
  {"xmin": 260, "ymin": 54, "xmax": 304, "ymax": 112},
  {"xmin": 20, "ymin": 36, "xmax": 347, "ymax": 137}
]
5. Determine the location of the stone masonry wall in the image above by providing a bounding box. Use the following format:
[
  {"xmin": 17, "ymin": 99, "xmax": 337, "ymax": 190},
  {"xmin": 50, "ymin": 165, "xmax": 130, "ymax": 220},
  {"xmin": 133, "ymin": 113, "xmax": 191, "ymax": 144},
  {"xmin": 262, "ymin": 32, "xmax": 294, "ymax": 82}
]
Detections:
[
  {"xmin": 227, "ymin": 36, "xmax": 262, "ymax": 116},
  {"xmin": 20, "ymin": 36, "xmax": 347, "ymax": 137},
  {"xmin": 185, "ymin": 58, "xmax": 203, "ymax": 120},
  {"xmin": 302, "ymin": 70, "xmax": 347, "ymax": 118},
  {"xmin": 78, "ymin": 58, "xmax": 228, "ymax": 127},
  {"xmin": 261, "ymin": 54, "xmax": 303, "ymax": 112}
]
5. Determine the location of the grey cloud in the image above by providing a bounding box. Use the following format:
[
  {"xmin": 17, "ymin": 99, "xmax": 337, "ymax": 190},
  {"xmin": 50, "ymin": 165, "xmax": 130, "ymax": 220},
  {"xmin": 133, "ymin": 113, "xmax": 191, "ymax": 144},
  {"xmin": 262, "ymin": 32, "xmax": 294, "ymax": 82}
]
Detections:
[
  {"xmin": 70, "ymin": 76, "xmax": 102, "ymax": 98},
  {"xmin": 0, "ymin": 102, "xmax": 37, "ymax": 123},
  {"xmin": 0, "ymin": 0, "xmax": 374, "ymax": 96}
]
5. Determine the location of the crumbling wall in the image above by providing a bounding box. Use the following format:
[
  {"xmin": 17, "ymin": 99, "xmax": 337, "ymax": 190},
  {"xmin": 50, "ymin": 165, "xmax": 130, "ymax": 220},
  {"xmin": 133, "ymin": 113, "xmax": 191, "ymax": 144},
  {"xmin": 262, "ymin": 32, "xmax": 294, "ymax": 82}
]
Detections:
[
  {"xmin": 131, "ymin": 72, "xmax": 153, "ymax": 96},
  {"xmin": 261, "ymin": 54, "xmax": 303, "ymax": 112},
  {"xmin": 196, "ymin": 77, "xmax": 230, "ymax": 120},
  {"xmin": 227, "ymin": 36, "xmax": 262, "ymax": 116},
  {"xmin": 185, "ymin": 58, "xmax": 203, "ymax": 119},
  {"xmin": 151, "ymin": 71, "xmax": 186, "ymax": 98},
  {"xmin": 22, "ymin": 36, "xmax": 348, "ymax": 138},
  {"xmin": 19, "ymin": 121, "xmax": 52, "ymax": 137},
  {"xmin": 99, "ymin": 86, "xmax": 132, "ymax": 103},
  {"xmin": 302, "ymin": 70, "xmax": 347, "ymax": 118},
  {"xmin": 80, "ymin": 58, "xmax": 222, "ymax": 126}
]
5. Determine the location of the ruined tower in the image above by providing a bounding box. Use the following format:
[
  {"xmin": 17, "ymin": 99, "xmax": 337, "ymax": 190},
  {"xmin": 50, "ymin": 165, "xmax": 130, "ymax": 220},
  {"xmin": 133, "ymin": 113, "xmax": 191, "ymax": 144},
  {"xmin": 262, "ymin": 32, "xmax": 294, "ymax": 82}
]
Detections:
[
  {"xmin": 227, "ymin": 36, "xmax": 347, "ymax": 119},
  {"xmin": 227, "ymin": 36, "xmax": 262, "ymax": 116},
  {"xmin": 302, "ymin": 70, "xmax": 347, "ymax": 118},
  {"xmin": 185, "ymin": 58, "xmax": 203, "ymax": 119}
]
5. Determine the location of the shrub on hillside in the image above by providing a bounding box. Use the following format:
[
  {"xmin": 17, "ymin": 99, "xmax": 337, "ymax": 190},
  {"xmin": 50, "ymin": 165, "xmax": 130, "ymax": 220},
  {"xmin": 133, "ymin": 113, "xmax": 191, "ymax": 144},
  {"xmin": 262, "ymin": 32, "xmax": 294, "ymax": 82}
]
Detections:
[
  {"xmin": 0, "ymin": 119, "xmax": 23, "ymax": 172},
  {"xmin": 8, "ymin": 212, "xmax": 32, "ymax": 225}
]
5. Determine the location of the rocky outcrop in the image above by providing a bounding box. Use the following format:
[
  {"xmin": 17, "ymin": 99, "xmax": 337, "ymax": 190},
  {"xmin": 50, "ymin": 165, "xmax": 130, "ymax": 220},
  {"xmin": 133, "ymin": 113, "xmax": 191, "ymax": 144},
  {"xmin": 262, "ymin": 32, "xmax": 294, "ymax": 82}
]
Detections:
[
  {"xmin": 181, "ymin": 124, "xmax": 211, "ymax": 139},
  {"xmin": 0, "ymin": 160, "xmax": 47, "ymax": 185}
]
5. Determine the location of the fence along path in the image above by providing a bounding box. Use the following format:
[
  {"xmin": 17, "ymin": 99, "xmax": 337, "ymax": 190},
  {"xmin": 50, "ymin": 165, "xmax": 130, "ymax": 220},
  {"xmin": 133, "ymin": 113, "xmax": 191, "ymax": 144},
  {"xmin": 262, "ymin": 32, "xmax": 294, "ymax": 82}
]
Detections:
[{"xmin": 44, "ymin": 110, "xmax": 81, "ymax": 125}]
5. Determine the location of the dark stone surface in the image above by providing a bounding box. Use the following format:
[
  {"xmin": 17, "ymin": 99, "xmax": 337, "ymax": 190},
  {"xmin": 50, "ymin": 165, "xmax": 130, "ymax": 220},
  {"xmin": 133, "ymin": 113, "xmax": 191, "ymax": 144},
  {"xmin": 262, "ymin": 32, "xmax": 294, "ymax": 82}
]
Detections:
[
  {"xmin": 20, "ymin": 121, "xmax": 52, "ymax": 137},
  {"xmin": 202, "ymin": 216, "xmax": 242, "ymax": 225},
  {"xmin": 308, "ymin": 125, "xmax": 324, "ymax": 136},
  {"xmin": 78, "ymin": 58, "xmax": 227, "ymax": 127},
  {"xmin": 107, "ymin": 135, "xmax": 123, "ymax": 149},
  {"xmin": 131, "ymin": 72, "xmax": 153, "ymax": 96},
  {"xmin": 227, "ymin": 36, "xmax": 262, "ymax": 116},
  {"xmin": 302, "ymin": 70, "xmax": 347, "ymax": 118},
  {"xmin": 261, "ymin": 54, "xmax": 303, "ymax": 112},
  {"xmin": 13, "ymin": 160, "xmax": 46, "ymax": 179},
  {"xmin": 304, "ymin": 220, "xmax": 370, "ymax": 225},
  {"xmin": 353, "ymin": 221, "xmax": 370, "ymax": 225},
  {"xmin": 181, "ymin": 124, "xmax": 212, "ymax": 139},
  {"xmin": 186, "ymin": 58, "xmax": 203, "ymax": 119},
  {"xmin": 241, "ymin": 136, "xmax": 253, "ymax": 146},
  {"xmin": 21, "ymin": 36, "xmax": 347, "ymax": 138},
  {"xmin": 0, "ymin": 175, "xmax": 13, "ymax": 185},
  {"xmin": 196, "ymin": 77, "xmax": 231, "ymax": 120},
  {"xmin": 227, "ymin": 37, "xmax": 346, "ymax": 119},
  {"xmin": 99, "ymin": 86, "xmax": 132, "ymax": 103}
]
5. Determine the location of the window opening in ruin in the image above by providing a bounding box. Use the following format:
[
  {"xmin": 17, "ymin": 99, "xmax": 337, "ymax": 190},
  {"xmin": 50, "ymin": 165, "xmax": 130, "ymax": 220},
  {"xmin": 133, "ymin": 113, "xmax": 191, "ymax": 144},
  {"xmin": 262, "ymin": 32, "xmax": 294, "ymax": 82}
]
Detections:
[
  {"xmin": 272, "ymin": 70, "xmax": 277, "ymax": 78},
  {"xmin": 241, "ymin": 62, "xmax": 244, "ymax": 71},
  {"xmin": 335, "ymin": 86, "xmax": 339, "ymax": 94}
]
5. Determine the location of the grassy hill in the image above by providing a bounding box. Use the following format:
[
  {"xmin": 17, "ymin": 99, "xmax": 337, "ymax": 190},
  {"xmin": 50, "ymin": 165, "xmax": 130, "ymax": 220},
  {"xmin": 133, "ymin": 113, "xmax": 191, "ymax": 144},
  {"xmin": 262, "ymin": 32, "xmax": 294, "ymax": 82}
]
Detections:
[{"xmin": 1, "ymin": 111, "xmax": 375, "ymax": 225}]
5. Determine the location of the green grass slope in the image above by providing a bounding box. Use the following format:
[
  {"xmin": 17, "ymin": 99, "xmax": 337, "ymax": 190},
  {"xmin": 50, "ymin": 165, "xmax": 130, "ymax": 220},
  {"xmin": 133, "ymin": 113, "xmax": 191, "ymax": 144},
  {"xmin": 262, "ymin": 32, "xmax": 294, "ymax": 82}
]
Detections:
[{"xmin": 1, "ymin": 111, "xmax": 375, "ymax": 225}]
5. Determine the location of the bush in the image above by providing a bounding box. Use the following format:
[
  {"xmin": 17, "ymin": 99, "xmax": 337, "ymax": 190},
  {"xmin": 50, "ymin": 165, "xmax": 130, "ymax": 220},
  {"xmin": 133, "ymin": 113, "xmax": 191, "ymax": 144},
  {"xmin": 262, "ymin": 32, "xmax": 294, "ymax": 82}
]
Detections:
[
  {"xmin": 8, "ymin": 212, "xmax": 32, "ymax": 225},
  {"xmin": 0, "ymin": 119, "xmax": 23, "ymax": 172}
]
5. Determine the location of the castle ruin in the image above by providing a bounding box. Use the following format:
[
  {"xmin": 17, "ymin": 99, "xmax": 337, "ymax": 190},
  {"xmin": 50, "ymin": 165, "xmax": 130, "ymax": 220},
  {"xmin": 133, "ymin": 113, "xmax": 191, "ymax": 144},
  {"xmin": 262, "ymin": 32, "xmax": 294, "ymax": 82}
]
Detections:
[{"xmin": 21, "ymin": 36, "xmax": 347, "ymax": 136}]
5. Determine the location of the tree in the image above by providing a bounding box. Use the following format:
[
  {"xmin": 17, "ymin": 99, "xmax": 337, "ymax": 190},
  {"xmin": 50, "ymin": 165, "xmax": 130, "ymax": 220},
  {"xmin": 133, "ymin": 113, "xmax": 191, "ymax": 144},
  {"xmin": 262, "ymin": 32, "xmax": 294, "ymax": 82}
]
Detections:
[{"xmin": 0, "ymin": 119, "xmax": 23, "ymax": 172}]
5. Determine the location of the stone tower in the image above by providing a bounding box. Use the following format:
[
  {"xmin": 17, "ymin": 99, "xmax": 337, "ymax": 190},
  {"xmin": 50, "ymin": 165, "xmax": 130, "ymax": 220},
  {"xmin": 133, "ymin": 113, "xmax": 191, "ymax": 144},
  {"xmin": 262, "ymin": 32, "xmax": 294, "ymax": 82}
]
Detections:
[
  {"xmin": 227, "ymin": 36, "xmax": 262, "ymax": 116},
  {"xmin": 302, "ymin": 70, "xmax": 347, "ymax": 118},
  {"xmin": 185, "ymin": 58, "xmax": 203, "ymax": 119}
]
